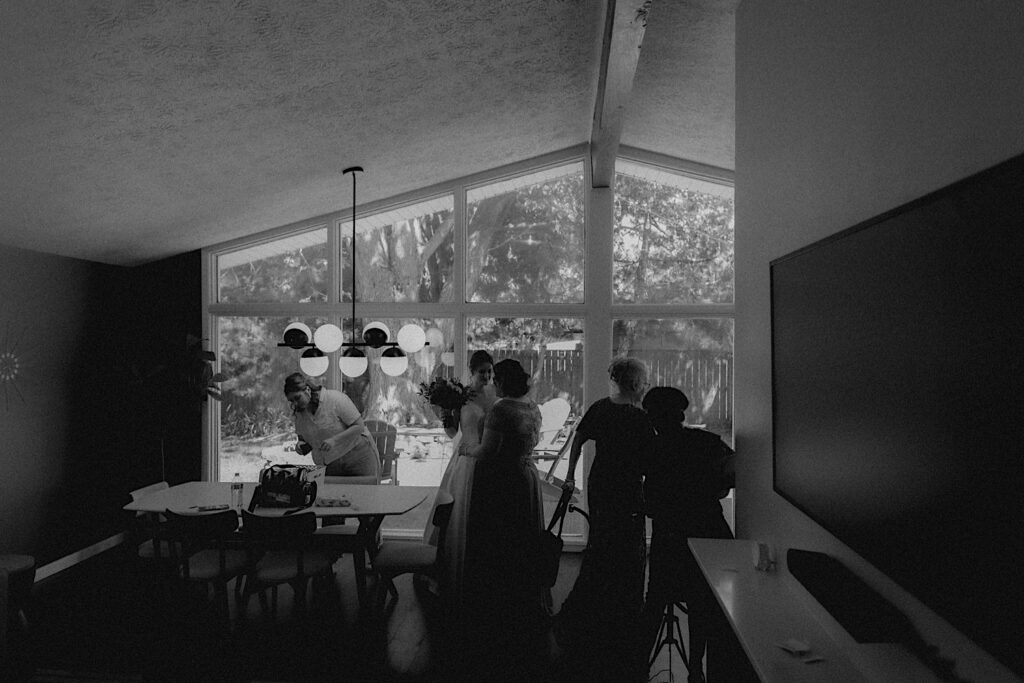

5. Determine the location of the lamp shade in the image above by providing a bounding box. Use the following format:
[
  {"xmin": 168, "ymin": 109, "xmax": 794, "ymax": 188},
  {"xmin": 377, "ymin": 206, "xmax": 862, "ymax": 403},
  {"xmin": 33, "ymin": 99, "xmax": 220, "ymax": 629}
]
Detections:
[
  {"xmin": 283, "ymin": 322, "xmax": 312, "ymax": 349},
  {"xmin": 340, "ymin": 347, "xmax": 368, "ymax": 377},
  {"xmin": 299, "ymin": 348, "xmax": 329, "ymax": 376},
  {"xmin": 313, "ymin": 323, "xmax": 344, "ymax": 353},
  {"xmin": 362, "ymin": 322, "xmax": 391, "ymax": 348},
  {"xmin": 397, "ymin": 323, "xmax": 427, "ymax": 353},
  {"xmin": 379, "ymin": 347, "xmax": 409, "ymax": 376}
]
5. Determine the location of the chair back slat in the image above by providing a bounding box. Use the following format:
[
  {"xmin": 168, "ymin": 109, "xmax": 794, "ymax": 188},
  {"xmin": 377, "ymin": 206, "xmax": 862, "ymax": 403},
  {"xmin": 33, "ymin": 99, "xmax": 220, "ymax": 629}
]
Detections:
[
  {"xmin": 241, "ymin": 511, "xmax": 320, "ymax": 584},
  {"xmin": 365, "ymin": 419, "xmax": 399, "ymax": 480},
  {"xmin": 162, "ymin": 509, "xmax": 241, "ymax": 580},
  {"xmin": 164, "ymin": 508, "xmax": 239, "ymax": 541},
  {"xmin": 241, "ymin": 511, "xmax": 317, "ymax": 545}
]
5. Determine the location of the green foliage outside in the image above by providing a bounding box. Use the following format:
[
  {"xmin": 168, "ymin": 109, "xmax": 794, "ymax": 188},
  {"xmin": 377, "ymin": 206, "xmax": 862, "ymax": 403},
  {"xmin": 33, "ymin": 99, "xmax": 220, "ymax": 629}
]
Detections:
[
  {"xmin": 219, "ymin": 242, "xmax": 329, "ymax": 304},
  {"xmin": 214, "ymin": 166, "xmax": 735, "ymax": 441},
  {"xmin": 613, "ymin": 173, "xmax": 735, "ymax": 305},
  {"xmin": 468, "ymin": 171, "xmax": 585, "ymax": 304}
]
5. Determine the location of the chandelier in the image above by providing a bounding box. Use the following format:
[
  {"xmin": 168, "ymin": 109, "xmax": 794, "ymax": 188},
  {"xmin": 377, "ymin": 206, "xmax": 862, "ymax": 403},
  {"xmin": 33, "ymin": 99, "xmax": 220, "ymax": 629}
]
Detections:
[{"xmin": 279, "ymin": 166, "xmax": 427, "ymax": 377}]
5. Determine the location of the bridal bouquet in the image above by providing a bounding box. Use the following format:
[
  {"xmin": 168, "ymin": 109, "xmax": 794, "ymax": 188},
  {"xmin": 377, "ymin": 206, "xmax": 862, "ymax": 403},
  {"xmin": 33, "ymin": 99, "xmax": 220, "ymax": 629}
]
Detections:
[{"xmin": 418, "ymin": 377, "xmax": 473, "ymax": 429}]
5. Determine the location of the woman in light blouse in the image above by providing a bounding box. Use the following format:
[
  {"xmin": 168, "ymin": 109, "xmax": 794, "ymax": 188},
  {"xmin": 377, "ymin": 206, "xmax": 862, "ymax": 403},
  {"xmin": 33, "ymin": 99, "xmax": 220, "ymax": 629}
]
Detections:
[{"xmin": 283, "ymin": 373, "xmax": 379, "ymax": 480}]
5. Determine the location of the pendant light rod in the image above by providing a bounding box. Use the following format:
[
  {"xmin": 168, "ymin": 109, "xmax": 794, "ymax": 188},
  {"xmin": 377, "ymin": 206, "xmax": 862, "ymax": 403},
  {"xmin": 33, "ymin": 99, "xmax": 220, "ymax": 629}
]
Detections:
[
  {"xmin": 278, "ymin": 166, "xmax": 428, "ymax": 374},
  {"xmin": 343, "ymin": 165, "xmax": 363, "ymax": 344}
]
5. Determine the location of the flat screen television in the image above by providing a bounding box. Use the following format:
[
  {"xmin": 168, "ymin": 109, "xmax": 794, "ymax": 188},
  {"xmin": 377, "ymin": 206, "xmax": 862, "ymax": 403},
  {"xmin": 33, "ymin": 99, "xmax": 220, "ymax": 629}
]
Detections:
[{"xmin": 771, "ymin": 152, "xmax": 1024, "ymax": 676}]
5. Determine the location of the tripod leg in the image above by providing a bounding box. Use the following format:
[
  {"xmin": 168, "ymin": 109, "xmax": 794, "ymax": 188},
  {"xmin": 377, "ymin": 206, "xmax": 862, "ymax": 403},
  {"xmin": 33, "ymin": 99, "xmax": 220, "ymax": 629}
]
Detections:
[
  {"xmin": 650, "ymin": 603, "xmax": 693, "ymax": 677},
  {"xmin": 672, "ymin": 611, "xmax": 690, "ymax": 672},
  {"xmin": 649, "ymin": 613, "xmax": 673, "ymax": 668}
]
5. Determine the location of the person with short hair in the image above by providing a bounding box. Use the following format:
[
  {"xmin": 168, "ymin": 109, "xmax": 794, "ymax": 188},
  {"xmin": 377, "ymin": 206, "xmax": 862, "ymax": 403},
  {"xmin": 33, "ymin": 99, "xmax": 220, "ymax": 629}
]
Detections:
[
  {"xmin": 283, "ymin": 372, "xmax": 380, "ymax": 480},
  {"xmin": 640, "ymin": 386, "xmax": 735, "ymax": 683},
  {"xmin": 555, "ymin": 357, "xmax": 655, "ymax": 682}
]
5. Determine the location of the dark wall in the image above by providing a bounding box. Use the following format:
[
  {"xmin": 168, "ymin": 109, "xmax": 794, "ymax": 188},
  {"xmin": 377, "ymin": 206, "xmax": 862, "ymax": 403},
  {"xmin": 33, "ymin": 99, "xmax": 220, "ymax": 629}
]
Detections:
[
  {"xmin": 0, "ymin": 244, "xmax": 200, "ymax": 565},
  {"xmin": 118, "ymin": 251, "xmax": 203, "ymax": 493}
]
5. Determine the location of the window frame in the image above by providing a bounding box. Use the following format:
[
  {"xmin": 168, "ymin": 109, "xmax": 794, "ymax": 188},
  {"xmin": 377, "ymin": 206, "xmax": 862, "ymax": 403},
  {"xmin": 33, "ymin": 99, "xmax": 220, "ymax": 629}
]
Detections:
[{"xmin": 201, "ymin": 143, "xmax": 735, "ymax": 543}]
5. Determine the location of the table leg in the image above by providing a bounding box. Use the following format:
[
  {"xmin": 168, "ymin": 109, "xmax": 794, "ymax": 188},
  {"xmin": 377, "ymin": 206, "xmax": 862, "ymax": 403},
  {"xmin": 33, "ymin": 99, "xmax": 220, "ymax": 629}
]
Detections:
[{"xmin": 355, "ymin": 516, "xmax": 385, "ymax": 609}]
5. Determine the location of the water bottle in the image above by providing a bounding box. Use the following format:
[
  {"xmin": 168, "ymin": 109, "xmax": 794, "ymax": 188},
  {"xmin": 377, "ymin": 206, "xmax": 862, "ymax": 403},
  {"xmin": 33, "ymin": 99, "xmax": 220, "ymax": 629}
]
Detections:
[{"xmin": 231, "ymin": 472, "xmax": 243, "ymax": 510}]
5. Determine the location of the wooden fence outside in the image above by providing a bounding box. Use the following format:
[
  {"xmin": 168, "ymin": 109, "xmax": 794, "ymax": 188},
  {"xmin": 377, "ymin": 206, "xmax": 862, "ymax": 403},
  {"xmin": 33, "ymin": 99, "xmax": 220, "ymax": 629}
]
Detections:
[
  {"xmin": 491, "ymin": 348, "xmax": 732, "ymax": 428},
  {"xmin": 221, "ymin": 348, "xmax": 732, "ymax": 437}
]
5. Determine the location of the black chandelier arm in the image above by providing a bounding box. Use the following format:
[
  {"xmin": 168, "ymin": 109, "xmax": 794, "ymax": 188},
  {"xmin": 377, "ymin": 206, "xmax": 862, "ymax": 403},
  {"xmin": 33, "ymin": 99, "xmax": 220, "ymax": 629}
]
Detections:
[
  {"xmin": 277, "ymin": 341, "xmax": 430, "ymax": 349},
  {"xmin": 276, "ymin": 166, "xmax": 431, "ymax": 370}
]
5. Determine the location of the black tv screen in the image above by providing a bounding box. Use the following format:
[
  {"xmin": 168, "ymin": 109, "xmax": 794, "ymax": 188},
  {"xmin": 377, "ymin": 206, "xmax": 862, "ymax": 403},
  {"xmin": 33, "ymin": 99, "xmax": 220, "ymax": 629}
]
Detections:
[{"xmin": 771, "ymin": 153, "xmax": 1024, "ymax": 676}]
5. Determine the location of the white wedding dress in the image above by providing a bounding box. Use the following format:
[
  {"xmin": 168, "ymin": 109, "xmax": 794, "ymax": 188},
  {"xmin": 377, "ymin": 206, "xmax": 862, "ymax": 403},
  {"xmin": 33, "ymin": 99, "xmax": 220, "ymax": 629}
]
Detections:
[{"xmin": 423, "ymin": 387, "xmax": 494, "ymax": 609}]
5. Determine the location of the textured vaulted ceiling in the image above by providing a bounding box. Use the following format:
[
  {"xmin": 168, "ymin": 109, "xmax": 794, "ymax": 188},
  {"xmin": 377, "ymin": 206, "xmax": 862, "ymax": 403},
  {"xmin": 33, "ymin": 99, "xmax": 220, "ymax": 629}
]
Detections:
[{"xmin": 0, "ymin": 1, "xmax": 734, "ymax": 266}]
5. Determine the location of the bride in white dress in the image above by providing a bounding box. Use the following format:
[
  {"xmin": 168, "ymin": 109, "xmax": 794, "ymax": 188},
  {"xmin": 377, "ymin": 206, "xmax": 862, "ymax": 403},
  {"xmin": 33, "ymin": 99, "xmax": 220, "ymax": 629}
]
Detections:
[{"xmin": 424, "ymin": 350, "xmax": 496, "ymax": 607}]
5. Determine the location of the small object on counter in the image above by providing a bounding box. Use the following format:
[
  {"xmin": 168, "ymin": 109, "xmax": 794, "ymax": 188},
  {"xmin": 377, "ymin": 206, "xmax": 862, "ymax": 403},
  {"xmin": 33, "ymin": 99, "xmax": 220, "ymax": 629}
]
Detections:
[
  {"xmin": 777, "ymin": 638, "xmax": 811, "ymax": 656},
  {"xmin": 316, "ymin": 497, "xmax": 351, "ymax": 507}
]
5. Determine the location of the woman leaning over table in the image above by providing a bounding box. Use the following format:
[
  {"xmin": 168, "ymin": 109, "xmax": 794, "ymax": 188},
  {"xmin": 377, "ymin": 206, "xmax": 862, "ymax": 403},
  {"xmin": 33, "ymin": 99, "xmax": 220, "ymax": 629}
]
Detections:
[
  {"xmin": 459, "ymin": 359, "xmax": 548, "ymax": 679},
  {"xmin": 555, "ymin": 357, "xmax": 655, "ymax": 682},
  {"xmin": 283, "ymin": 373, "xmax": 380, "ymax": 481}
]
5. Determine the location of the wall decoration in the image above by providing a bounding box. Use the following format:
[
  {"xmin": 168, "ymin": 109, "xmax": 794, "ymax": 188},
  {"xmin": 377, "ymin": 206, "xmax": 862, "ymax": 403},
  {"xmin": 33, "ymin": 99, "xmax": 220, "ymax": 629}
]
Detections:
[{"xmin": 0, "ymin": 321, "xmax": 27, "ymax": 411}]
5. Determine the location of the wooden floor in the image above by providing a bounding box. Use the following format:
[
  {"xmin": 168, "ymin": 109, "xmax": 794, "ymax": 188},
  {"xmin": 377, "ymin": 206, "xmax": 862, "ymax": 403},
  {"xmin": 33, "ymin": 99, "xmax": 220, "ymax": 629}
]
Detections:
[{"xmin": 6, "ymin": 543, "xmax": 693, "ymax": 682}]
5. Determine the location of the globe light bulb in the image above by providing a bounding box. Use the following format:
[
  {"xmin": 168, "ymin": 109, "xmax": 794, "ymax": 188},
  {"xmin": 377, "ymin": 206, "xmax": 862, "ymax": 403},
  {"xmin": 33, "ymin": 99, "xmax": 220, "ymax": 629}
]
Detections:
[
  {"xmin": 380, "ymin": 347, "xmax": 409, "ymax": 376},
  {"xmin": 340, "ymin": 347, "xmax": 368, "ymax": 377},
  {"xmin": 299, "ymin": 348, "xmax": 328, "ymax": 376},
  {"xmin": 313, "ymin": 323, "xmax": 344, "ymax": 353},
  {"xmin": 283, "ymin": 322, "xmax": 312, "ymax": 349},
  {"xmin": 362, "ymin": 322, "xmax": 391, "ymax": 348},
  {"xmin": 397, "ymin": 324, "xmax": 427, "ymax": 353}
]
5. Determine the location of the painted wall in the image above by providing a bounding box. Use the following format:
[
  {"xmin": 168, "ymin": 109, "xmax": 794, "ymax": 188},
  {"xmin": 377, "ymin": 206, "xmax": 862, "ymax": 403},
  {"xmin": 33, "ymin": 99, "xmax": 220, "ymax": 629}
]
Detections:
[
  {"xmin": 734, "ymin": 1, "xmax": 1024, "ymax": 679},
  {"xmin": 0, "ymin": 244, "xmax": 201, "ymax": 565}
]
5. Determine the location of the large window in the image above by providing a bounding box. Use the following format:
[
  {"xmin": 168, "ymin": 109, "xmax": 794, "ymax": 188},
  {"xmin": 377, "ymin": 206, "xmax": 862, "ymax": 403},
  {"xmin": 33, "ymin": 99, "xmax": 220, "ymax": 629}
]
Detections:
[
  {"xmin": 218, "ymin": 228, "xmax": 329, "ymax": 304},
  {"xmin": 218, "ymin": 315, "xmax": 326, "ymax": 482},
  {"xmin": 614, "ymin": 160, "xmax": 734, "ymax": 304},
  {"xmin": 612, "ymin": 158, "xmax": 736, "ymax": 531},
  {"xmin": 466, "ymin": 162, "xmax": 585, "ymax": 304},
  {"xmin": 342, "ymin": 196, "xmax": 454, "ymax": 303},
  {"xmin": 467, "ymin": 317, "xmax": 586, "ymax": 536},
  {"xmin": 205, "ymin": 149, "xmax": 735, "ymax": 539},
  {"xmin": 612, "ymin": 318, "xmax": 733, "ymax": 446}
]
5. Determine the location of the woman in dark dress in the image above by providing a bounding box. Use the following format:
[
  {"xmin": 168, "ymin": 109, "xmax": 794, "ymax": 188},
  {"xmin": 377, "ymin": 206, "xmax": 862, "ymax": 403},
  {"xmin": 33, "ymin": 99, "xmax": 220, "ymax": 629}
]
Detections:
[
  {"xmin": 640, "ymin": 386, "xmax": 735, "ymax": 683},
  {"xmin": 556, "ymin": 357, "xmax": 655, "ymax": 682},
  {"xmin": 460, "ymin": 359, "xmax": 548, "ymax": 679}
]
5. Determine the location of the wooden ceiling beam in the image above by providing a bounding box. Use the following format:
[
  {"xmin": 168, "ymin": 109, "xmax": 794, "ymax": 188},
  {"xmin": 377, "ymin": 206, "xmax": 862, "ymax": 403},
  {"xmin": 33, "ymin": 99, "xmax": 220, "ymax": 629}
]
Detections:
[{"xmin": 590, "ymin": 0, "xmax": 651, "ymax": 188}]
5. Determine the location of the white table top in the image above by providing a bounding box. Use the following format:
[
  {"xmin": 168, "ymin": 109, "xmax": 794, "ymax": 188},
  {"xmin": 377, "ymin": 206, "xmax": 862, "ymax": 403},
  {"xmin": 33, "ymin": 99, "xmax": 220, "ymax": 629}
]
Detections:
[
  {"xmin": 688, "ymin": 539, "xmax": 942, "ymax": 682},
  {"xmin": 690, "ymin": 538, "xmax": 866, "ymax": 682},
  {"xmin": 124, "ymin": 481, "xmax": 431, "ymax": 518}
]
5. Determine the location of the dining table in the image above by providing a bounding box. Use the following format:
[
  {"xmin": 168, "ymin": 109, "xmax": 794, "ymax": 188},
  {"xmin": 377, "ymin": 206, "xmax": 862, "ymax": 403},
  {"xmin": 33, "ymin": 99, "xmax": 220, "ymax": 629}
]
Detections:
[{"xmin": 124, "ymin": 481, "xmax": 434, "ymax": 607}]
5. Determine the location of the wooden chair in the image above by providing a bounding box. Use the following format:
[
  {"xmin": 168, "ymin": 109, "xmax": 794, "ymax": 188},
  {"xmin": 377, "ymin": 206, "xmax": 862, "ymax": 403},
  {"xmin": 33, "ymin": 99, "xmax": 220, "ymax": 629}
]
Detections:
[
  {"xmin": 539, "ymin": 416, "xmax": 580, "ymax": 481},
  {"xmin": 364, "ymin": 419, "xmax": 401, "ymax": 485},
  {"xmin": 533, "ymin": 416, "xmax": 581, "ymax": 501},
  {"xmin": 241, "ymin": 510, "xmax": 332, "ymax": 620},
  {"xmin": 371, "ymin": 490, "xmax": 454, "ymax": 615},
  {"xmin": 162, "ymin": 508, "xmax": 248, "ymax": 623},
  {"xmin": 535, "ymin": 397, "xmax": 572, "ymax": 454},
  {"xmin": 314, "ymin": 524, "xmax": 377, "ymax": 606},
  {"xmin": 128, "ymin": 481, "xmax": 177, "ymax": 562}
]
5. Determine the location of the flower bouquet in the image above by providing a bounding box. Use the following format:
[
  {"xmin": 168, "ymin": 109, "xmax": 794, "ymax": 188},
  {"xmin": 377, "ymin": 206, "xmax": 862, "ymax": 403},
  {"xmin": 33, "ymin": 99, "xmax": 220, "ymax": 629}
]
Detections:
[{"xmin": 418, "ymin": 377, "xmax": 474, "ymax": 430}]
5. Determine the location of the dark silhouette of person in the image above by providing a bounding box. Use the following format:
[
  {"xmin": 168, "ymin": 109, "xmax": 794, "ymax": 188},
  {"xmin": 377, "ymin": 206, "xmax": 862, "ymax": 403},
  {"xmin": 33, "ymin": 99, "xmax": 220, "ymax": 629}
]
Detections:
[
  {"xmin": 556, "ymin": 357, "xmax": 654, "ymax": 682},
  {"xmin": 640, "ymin": 386, "xmax": 735, "ymax": 683}
]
